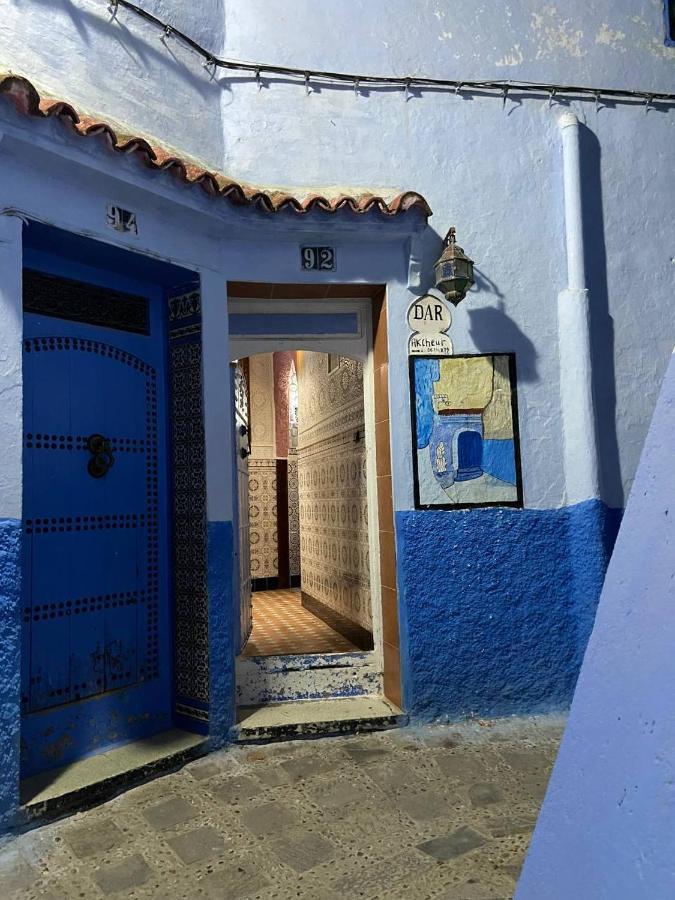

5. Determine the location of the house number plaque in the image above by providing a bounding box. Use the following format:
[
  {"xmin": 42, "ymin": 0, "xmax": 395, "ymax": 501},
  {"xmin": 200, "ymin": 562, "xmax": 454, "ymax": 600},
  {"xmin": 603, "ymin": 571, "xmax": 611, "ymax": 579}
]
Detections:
[{"xmin": 300, "ymin": 246, "xmax": 336, "ymax": 271}]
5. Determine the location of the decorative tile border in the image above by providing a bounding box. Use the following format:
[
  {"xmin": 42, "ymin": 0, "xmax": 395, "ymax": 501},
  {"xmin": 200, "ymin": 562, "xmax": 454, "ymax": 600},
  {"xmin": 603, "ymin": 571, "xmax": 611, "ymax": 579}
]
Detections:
[{"xmin": 168, "ymin": 289, "xmax": 210, "ymax": 725}]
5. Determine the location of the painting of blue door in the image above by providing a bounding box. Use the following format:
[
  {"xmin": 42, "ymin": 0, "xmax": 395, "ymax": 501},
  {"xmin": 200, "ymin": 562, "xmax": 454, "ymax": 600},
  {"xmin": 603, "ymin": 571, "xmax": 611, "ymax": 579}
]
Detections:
[
  {"xmin": 21, "ymin": 269, "xmax": 173, "ymax": 777},
  {"xmin": 456, "ymin": 431, "xmax": 483, "ymax": 481},
  {"xmin": 410, "ymin": 353, "xmax": 523, "ymax": 509}
]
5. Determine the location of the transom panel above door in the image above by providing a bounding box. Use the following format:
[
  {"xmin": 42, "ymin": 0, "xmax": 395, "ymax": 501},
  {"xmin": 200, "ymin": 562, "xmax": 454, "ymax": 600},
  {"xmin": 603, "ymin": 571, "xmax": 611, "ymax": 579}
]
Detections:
[{"xmin": 227, "ymin": 298, "xmax": 369, "ymax": 362}]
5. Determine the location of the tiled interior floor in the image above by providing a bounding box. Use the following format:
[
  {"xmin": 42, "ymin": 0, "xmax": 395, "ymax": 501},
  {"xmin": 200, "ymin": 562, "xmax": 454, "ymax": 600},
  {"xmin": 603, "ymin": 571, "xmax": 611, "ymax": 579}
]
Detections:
[{"xmin": 242, "ymin": 589, "xmax": 359, "ymax": 656}]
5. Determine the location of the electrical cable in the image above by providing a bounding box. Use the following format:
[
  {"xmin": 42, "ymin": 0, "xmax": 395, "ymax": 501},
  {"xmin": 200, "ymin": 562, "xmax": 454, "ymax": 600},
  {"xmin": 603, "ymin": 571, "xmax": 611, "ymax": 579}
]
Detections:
[{"xmin": 105, "ymin": 0, "xmax": 675, "ymax": 108}]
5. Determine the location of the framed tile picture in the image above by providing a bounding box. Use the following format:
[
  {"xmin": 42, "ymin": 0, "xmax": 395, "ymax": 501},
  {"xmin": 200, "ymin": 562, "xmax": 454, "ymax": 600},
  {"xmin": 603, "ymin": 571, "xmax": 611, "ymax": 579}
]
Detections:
[{"xmin": 410, "ymin": 353, "xmax": 523, "ymax": 509}]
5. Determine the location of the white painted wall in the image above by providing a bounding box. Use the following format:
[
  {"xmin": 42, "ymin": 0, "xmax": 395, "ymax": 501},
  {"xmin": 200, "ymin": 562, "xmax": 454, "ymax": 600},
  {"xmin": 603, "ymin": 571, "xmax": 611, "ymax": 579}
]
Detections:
[
  {"xmin": 0, "ymin": 1, "xmax": 673, "ymax": 508},
  {"xmin": 223, "ymin": 1, "xmax": 675, "ymax": 86},
  {"xmin": 0, "ymin": 0, "xmax": 225, "ymax": 168},
  {"xmin": 201, "ymin": 266, "xmax": 234, "ymax": 522},
  {"xmin": 217, "ymin": 0, "xmax": 675, "ymax": 508}
]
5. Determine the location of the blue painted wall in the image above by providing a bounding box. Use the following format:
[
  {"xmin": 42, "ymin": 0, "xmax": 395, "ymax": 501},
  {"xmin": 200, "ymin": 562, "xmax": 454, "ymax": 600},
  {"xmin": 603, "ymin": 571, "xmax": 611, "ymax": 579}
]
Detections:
[
  {"xmin": 396, "ymin": 499, "xmax": 622, "ymax": 721},
  {"xmin": 517, "ymin": 355, "xmax": 675, "ymax": 899},
  {"xmin": 0, "ymin": 520, "xmax": 21, "ymax": 828}
]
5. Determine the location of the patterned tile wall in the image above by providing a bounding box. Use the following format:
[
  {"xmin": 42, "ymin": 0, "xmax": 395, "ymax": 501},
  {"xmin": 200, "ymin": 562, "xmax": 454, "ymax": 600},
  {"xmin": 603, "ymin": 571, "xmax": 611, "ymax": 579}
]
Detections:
[
  {"xmin": 249, "ymin": 352, "xmax": 276, "ymax": 460},
  {"xmin": 273, "ymin": 351, "xmax": 295, "ymax": 459},
  {"xmin": 297, "ymin": 352, "xmax": 372, "ymax": 630},
  {"xmin": 288, "ymin": 360, "xmax": 300, "ymax": 578},
  {"xmin": 288, "ymin": 458, "xmax": 300, "ymax": 578},
  {"xmin": 248, "ymin": 353, "xmax": 278, "ymax": 580},
  {"xmin": 248, "ymin": 459, "xmax": 278, "ymax": 580}
]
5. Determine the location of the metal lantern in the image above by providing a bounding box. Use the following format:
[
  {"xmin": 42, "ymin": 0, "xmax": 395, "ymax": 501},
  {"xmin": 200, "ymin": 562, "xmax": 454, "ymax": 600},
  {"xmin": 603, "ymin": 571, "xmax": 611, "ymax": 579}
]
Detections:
[{"xmin": 434, "ymin": 227, "xmax": 475, "ymax": 306}]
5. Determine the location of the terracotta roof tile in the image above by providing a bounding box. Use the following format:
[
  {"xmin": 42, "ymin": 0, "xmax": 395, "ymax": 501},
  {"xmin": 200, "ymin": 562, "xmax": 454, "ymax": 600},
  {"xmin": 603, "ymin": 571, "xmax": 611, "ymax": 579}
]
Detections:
[{"xmin": 0, "ymin": 72, "xmax": 432, "ymax": 219}]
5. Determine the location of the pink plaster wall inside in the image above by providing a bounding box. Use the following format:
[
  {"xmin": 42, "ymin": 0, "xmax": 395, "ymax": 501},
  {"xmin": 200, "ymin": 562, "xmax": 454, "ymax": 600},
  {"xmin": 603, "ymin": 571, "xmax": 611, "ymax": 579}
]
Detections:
[{"xmin": 273, "ymin": 351, "xmax": 295, "ymax": 459}]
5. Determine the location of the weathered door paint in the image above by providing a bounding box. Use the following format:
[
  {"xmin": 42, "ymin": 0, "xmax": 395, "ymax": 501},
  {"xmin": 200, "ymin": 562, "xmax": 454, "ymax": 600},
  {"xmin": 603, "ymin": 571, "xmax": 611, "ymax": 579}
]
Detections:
[
  {"xmin": 21, "ymin": 270, "xmax": 172, "ymax": 776},
  {"xmin": 234, "ymin": 361, "xmax": 252, "ymax": 652}
]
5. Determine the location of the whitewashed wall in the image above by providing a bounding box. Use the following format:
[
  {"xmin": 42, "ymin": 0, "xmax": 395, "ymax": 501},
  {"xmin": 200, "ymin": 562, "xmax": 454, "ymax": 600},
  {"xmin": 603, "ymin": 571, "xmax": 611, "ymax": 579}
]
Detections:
[{"xmin": 0, "ymin": 1, "xmax": 673, "ymax": 507}]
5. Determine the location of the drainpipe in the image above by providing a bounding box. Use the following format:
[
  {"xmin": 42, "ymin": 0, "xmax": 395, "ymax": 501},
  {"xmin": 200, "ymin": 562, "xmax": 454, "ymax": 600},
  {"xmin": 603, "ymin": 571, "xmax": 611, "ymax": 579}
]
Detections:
[{"xmin": 557, "ymin": 112, "xmax": 600, "ymax": 505}]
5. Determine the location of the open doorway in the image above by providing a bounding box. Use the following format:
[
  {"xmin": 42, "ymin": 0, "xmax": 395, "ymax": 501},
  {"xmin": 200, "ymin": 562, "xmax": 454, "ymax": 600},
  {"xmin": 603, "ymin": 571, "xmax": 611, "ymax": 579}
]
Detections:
[
  {"xmin": 236, "ymin": 350, "xmax": 374, "ymax": 658},
  {"xmin": 229, "ymin": 286, "xmax": 401, "ymax": 725}
]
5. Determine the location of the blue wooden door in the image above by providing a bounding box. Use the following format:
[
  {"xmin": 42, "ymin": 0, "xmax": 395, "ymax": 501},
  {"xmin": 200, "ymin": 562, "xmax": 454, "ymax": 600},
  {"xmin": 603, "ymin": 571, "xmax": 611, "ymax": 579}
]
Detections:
[{"xmin": 21, "ymin": 270, "xmax": 172, "ymax": 776}]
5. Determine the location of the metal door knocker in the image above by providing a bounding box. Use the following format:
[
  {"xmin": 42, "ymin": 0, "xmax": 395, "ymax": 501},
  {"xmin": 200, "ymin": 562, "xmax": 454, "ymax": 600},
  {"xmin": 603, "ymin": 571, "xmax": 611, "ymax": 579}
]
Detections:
[{"xmin": 86, "ymin": 433, "xmax": 114, "ymax": 478}]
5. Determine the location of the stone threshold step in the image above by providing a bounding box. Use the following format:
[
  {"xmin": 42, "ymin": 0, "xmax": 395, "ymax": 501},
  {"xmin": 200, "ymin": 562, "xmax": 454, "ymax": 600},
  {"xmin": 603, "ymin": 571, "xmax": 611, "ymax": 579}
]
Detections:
[
  {"xmin": 235, "ymin": 695, "xmax": 405, "ymax": 743},
  {"xmin": 20, "ymin": 729, "xmax": 206, "ymax": 821}
]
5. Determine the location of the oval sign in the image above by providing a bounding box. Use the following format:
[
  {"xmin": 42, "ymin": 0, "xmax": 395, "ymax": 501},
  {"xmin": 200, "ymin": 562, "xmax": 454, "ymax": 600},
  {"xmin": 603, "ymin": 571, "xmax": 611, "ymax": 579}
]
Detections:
[{"xmin": 407, "ymin": 294, "xmax": 452, "ymax": 334}]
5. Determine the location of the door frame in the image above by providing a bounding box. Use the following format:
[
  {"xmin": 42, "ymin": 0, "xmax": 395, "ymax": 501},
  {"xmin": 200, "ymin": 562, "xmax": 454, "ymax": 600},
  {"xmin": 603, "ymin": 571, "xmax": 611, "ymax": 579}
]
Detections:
[{"xmin": 228, "ymin": 294, "xmax": 388, "ymax": 705}]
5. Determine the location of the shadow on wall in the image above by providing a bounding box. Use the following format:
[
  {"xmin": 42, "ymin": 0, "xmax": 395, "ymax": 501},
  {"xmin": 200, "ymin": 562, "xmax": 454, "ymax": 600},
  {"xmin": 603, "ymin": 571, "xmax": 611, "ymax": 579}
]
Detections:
[
  {"xmin": 579, "ymin": 124, "xmax": 623, "ymax": 508},
  {"xmin": 415, "ymin": 229, "xmax": 540, "ymax": 384},
  {"xmin": 468, "ymin": 267, "xmax": 539, "ymax": 383},
  {"xmin": 10, "ymin": 0, "xmax": 221, "ymax": 101},
  {"xmin": 467, "ymin": 295, "xmax": 539, "ymax": 384},
  {"xmin": 415, "ymin": 128, "xmax": 622, "ymax": 498}
]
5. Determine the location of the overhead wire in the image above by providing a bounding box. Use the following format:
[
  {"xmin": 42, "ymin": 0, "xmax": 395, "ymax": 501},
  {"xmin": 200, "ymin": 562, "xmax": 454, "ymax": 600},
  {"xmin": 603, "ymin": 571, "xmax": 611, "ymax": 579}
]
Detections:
[{"xmin": 106, "ymin": 0, "xmax": 675, "ymax": 108}]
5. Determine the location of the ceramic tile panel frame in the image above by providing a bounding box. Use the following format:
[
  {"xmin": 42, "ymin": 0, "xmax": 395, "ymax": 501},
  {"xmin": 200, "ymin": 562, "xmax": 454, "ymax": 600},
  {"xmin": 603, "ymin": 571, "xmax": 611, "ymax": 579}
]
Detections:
[{"xmin": 167, "ymin": 287, "xmax": 210, "ymax": 729}]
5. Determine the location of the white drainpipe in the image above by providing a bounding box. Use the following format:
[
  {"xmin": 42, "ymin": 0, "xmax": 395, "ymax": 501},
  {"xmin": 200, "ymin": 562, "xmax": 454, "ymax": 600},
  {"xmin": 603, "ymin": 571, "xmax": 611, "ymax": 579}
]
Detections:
[{"xmin": 557, "ymin": 112, "xmax": 600, "ymax": 505}]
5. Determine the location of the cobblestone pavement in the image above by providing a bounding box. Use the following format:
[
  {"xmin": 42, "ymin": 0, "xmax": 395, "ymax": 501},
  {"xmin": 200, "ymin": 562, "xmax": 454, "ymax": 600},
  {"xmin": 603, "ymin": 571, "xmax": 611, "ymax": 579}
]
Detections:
[{"xmin": 0, "ymin": 715, "xmax": 564, "ymax": 900}]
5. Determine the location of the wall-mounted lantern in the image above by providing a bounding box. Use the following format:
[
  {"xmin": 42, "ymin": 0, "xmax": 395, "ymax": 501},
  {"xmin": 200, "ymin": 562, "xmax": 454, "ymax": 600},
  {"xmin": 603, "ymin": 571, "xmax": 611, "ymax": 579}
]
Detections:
[{"xmin": 434, "ymin": 227, "xmax": 475, "ymax": 306}]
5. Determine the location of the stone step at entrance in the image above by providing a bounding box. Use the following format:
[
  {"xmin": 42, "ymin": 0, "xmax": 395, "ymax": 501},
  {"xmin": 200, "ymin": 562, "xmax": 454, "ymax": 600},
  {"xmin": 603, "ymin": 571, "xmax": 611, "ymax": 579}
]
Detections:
[
  {"xmin": 20, "ymin": 729, "xmax": 206, "ymax": 820},
  {"xmin": 235, "ymin": 695, "xmax": 404, "ymax": 743}
]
